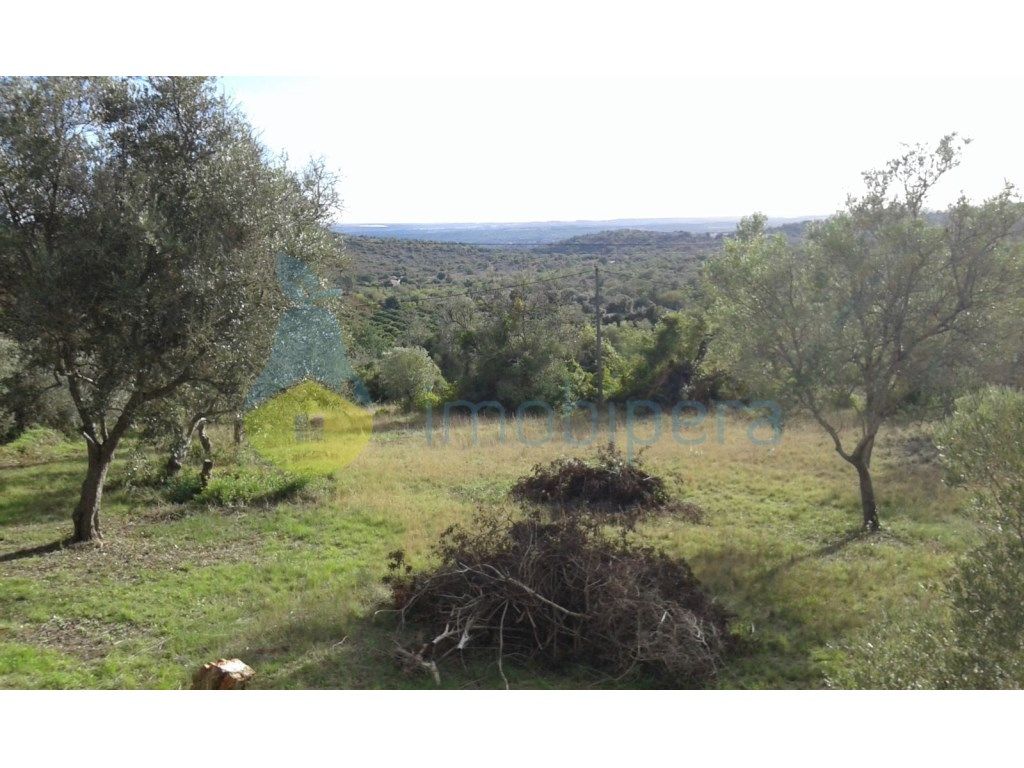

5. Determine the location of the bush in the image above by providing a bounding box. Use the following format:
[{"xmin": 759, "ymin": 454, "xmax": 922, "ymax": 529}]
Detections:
[
  {"xmin": 0, "ymin": 336, "xmax": 79, "ymax": 440},
  {"xmin": 830, "ymin": 539, "xmax": 1024, "ymax": 690},
  {"xmin": 937, "ymin": 386, "xmax": 1024, "ymax": 538},
  {"xmin": 110, "ymin": 445, "xmax": 166, "ymax": 495},
  {"xmin": 165, "ymin": 465, "xmax": 315, "ymax": 507},
  {"xmin": 938, "ymin": 387, "xmax": 1024, "ymax": 684},
  {"xmin": 825, "ymin": 608, "xmax": 964, "ymax": 689},
  {"xmin": 510, "ymin": 443, "xmax": 701, "ymax": 524},
  {"xmin": 243, "ymin": 381, "xmax": 373, "ymax": 476},
  {"xmin": 0, "ymin": 334, "xmax": 16, "ymax": 439},
  {"xmin": 947, "ymin": 537, "xmax": 1024, "ymax": 687},
  {"xmin": 385, "ymin": 507, "xmax": 730, "ymax": 687},
  {"xmin": 379, "ymin": 346, "xmax": 446, "ymax": 411}
]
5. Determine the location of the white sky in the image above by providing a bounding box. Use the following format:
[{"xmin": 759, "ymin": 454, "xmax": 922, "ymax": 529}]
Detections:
[
  {"xmin": 8, "ymin": 1, "xmax": 1024, "ymax": 225},
  {"xmin": 221, "ymin": 76, "xmax": 1024, "ymax": 224}
]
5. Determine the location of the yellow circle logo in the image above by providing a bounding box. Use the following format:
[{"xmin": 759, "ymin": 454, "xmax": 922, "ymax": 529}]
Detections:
[{"xmin": 244, "ymin": 381, "xmax": 372, "ymax": 476}]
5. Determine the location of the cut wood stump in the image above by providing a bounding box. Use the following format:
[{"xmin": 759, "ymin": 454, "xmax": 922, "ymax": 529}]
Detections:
[{"xmin": 191, "ymin": 658, "xmax": 255, "ymax": 689}]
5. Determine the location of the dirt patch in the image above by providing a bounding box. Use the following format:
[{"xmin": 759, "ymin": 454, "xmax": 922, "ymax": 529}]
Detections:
[
  {"xmin": 0, "ymin": 527, "xmax": 257, "ymax": 580},
  {"xmin": 16, "ymin": 616, "xmax": 154, "ymax": 660}
]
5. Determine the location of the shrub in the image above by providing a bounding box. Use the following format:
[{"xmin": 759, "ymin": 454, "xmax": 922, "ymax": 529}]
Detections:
[
  {"xmin": 165, "ymin": 465, "xmax": 315, "ymax": 507},
  {"xmin": 244, "ymin": 381, "xmax": 372, "ymax": 476},
  {"xmin": 385, "ymin": 507, "xmax": 730, "ymax": 687},
  {"xmin": 379, "ymin": 347, "xmax": 446, "ymax": 411},
  {"xmin": 1, "ymin": 336, "xmax": 79, "ymax": 441},
  {"xmin": 947, "ymin": 537, "xmax": 1024, "ymax": 687},
  {"xmin": 830, "ymin": 542, "xmax": 1024, "ymax": 690},
  {"xmin": 937, "ymin": 386, "xmax": 1024, "ymax": 540},
  {"xmin": 112, "ymin": 445, "xmax": 166, "ymax": 495},
  {"xmin": 938, "ymin": 387, "xmax": 1024, "ymax": 685},
  {"xmin": 825, "ymin": 607, "xmax": 964, "ymax": 689}
]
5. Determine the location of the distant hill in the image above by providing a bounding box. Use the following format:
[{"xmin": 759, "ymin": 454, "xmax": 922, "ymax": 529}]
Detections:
[
  {"xmin": 331, "ymin": 221, "xmax": 818, "ymax": 363},
  {"xmin": 537, "ymin": 228, "xmax": 721, "ymax": 257},
  {"xmin": 334, "ymin": 222, "xmax": 815, "ymax": 290},
  {"xmin": 332, "ymin": 216, "xmax": 820, "ymax": 246}
]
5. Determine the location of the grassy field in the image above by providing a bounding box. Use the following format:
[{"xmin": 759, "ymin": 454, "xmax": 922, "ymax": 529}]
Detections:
[{"xmin": 0, "ymin": 410, "xmax": 974, "ymax": 689}]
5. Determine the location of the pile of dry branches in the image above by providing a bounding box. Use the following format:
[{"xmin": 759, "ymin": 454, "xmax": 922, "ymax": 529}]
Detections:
[
  {"xmin": 510, "ymin": 443, "xmax": 701, "ymax": 524},
  {"xmin": 385, "ymin": 508, "xmax": 730, "ymax": 687}
]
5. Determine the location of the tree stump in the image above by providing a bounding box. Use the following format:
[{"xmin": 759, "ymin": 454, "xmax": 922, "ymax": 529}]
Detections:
[{"xmin": 191, "ymin": 658, "xmax": 255, "ymax": 689}]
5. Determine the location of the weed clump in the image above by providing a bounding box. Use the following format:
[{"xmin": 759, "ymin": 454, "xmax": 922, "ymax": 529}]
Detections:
[
  {"xmin": 511, "ymin": 443, "xmax": 700, "ymax": 524},
  {"xmin": 385, "ymin": 507, "xmax": 730, "ymax": 688},
  {"xmin": 164, "ymin": 466, "xmax": 316, "ymax": 507}
]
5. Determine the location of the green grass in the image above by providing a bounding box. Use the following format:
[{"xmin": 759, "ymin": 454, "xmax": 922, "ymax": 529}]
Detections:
[
  {"xmin": 0, "ymin": 426, "xmax": 80, "ymax": 468},
  {"xmin": 0, "ymin": 412, "xmax": 976, "ymax": 688}
]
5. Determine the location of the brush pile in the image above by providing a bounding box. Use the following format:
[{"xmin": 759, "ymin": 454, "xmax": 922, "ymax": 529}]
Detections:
[
  {"xmin": 385, "ymin": 506, "xmax": 730, "ymax": 687},
  {"xmin": 511, "ymin": 443, "xmax": 701, "ymax": 524}
]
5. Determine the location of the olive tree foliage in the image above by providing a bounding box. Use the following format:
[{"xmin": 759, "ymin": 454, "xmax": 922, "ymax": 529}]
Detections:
[
  {"xmin": 936, "ymin": 387, "xmax": 1024, "ymax": 686},
  {"xmin": 145, "ymin": 156, "xmax": 343, "ymax": 479},
  {"xmin": 707, "ymin": 136, "xmax": 1023, "ymax": 530},
  {"xmin": 379, "ymin": 346, "xmax": 446, "ymax": 410},
  {"xmin": 0, "ymin": 334, "xmax": 19, "ymax": 438},
  {"xmin": 0, "ymin": 337, "xmax": 78, "ymax": 439},
  {"xmin": 938, "ymin": 386, "xmax": 1024, "ymax": 543},
  {"xmin": 457, "ymin": 289, "xmax": 590, "ymax": 407},
  {"xmin": 0, "ymin": 77, "xmax": 341, "ymax": 542}
]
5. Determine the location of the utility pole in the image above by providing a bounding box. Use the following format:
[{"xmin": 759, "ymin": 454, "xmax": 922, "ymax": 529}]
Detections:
[{"xmin": 594, "ymin": 264, "xmax": 603, "ymax": 411}]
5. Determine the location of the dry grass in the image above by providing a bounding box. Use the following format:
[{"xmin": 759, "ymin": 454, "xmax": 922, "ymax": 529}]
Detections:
[{"xmin": 0, "ymin": 409, "xmax": 972, "ymax": 688}]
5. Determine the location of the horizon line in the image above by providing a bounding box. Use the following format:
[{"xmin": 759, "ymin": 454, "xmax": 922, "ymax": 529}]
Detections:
[{"xmin": 332, "ymin": 214, "xmax": 828, "ymax": 227}]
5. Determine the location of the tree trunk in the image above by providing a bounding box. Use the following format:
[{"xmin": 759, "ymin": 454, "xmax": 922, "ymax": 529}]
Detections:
[
  {"xmin": 200, "ymin": 459, "xmax": 214, "ymax": 490},
  {"xmin": 197, "ymin": 419, "xmax": 212, "ymax": 455},
  {"xmin": 197, "ymin": 420, "xmax": 213, "ymax": 489},
  {"xmin": 166, "ymin": 416, "xmax": 209, "ymax": 478},
  {"xmin": 233, "ymin": 414, "xmax": 244, "ymax": 446},
  {"xmin": 837, "ymin": 429, "xmax": 881, "ymax": 532},
  {"xmin": 165, "ymin": 434, "xmax": 188, "ymax": 477},
  {"xmin": 72, "ymin": 443, "xmax": 113, "ymax": 542},
  {"xmin": 854, "ymin": 460, "xmax": 880, "ymax": 531}
]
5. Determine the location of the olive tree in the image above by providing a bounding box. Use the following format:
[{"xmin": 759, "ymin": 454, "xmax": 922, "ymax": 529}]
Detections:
[
  {"xmin": 0, "ymin": 77, "xmax": 339, "ymax": 542},
  {"xmin": 707, "ymin": 136, "xmax": 1022, "ymax": 530}
]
